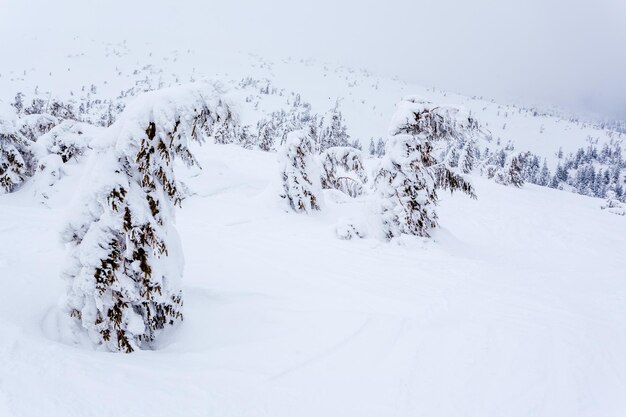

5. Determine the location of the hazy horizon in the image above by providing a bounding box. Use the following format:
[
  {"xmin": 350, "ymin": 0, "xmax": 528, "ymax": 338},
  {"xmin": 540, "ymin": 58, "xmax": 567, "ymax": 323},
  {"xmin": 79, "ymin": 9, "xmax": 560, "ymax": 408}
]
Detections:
[{"xmin": 1, "ymin": 0, "xmax": 624, "ymax": 119}]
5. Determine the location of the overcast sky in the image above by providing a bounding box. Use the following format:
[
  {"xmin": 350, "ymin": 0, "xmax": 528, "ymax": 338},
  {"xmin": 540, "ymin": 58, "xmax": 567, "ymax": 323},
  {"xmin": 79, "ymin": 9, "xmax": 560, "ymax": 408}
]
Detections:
[{"xmin": 2, "ymin": 0, "xmax": 625, "ymax": 119}]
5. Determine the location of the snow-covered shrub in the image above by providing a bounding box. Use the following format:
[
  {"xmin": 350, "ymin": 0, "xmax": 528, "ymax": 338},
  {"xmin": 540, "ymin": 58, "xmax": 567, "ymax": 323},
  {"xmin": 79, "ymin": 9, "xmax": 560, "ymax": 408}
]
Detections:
[
  {"xmin": 320, "ymin": 146, "xmax": 368, "ymax": 197},
  {"xmin": 335, "ymin": 218, "xmax": 365, "ymax": 240},
  {"xmin": 0, "ymin": 104, "xmax": 34, "ymax": 194},
  {"xmin": 36, "ymin": 120, "xmax": 98, "ymax": 163},
  {"xmin": 279, "ymin": 129, "xmax": 323, "ymax": 212},
  {"xmin": 376, "ymin": 98, "xmax": 476, "ymax": 239},
  {"xmin": 62, "ymin": 82, "xmax": 235, "ymax": 352},
  {"xmin": 17, "ymin": 113, "xmax": 59, "ymax": 142},
  {"xmin": 601, "ymin": 190, "xmax": 625, "ymax": 216}
]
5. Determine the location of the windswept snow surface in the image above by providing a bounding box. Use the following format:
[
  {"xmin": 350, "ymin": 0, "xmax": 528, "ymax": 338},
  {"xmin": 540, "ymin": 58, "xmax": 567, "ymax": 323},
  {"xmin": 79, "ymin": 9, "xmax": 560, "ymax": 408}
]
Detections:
[{"xmin": 0, "ymin": 142, "xmax": 625, "ymax": 416}]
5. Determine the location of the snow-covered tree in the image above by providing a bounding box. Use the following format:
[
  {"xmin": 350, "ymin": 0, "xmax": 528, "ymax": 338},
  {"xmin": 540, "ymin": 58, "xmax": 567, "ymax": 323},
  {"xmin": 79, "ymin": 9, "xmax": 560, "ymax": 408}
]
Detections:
[
  {"xmin": 375, "ymin": 137, "xmax": 386, "ymax": 157},
  {"xmin": 376, "ymin": 98, "xmax": 476, "ymax": 238},
  {"xmin": 317, "ymin": 101, "xmax": 350, "ymax": 151},
  {"xmin": 320, "ymin": 146, "xmax": 368, "ymax": 197},
  {"xmin": 458, "ymin": 138, "xmax": 477, "ymax": 174},
  {"xmin": 279, "ymin": 129, "xmax": 323, "ymax": 212},
  {"xmin": 62, "ymin": 83, "xmax": 235, "ymax": 352},
  {"xmin": 254, "ymin": 97, "xmax": 319, "ymax": 152},
  {"xmin": 601, "ymin": 190, "xmax": 625, "ymax": 216},
  {"xmin": 376, "ymin": 134, "xmax": 439, "ymax": 238},
  {"xmin": 490, "ymin": 153, "xmax": 525, "ymax": 187},
  {"xmin": 17, "ymin": 113, "xmax": 58, "ymax": 142},
  {"xmin": 538, "ymin": 159, "xmax": 551, "ymax": 186},
  {"xmin": 0, "ymin": 104, "xmax": 34, "ymax": 194},
  {"xmin": 210, "ymin": 98, "xmax": 238, "ymax": 144},
  {"xmin": 368, "ymin": 138, "xmax": 376, "ymax": 156}
]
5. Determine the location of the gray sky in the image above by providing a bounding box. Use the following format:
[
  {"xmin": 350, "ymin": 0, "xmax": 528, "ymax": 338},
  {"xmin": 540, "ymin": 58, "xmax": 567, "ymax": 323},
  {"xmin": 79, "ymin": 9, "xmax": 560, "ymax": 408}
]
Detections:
[{"xmin": 2, "ymin": 0, "xmax": 625, "ymax": 119}]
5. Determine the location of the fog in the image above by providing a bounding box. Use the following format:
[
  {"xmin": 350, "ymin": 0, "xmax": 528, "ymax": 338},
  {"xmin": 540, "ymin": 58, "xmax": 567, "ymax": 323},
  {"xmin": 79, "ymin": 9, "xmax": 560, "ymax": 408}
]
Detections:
[{"xmin": 2, "ymin": 0, "xmax": 625, "ymax": 119}]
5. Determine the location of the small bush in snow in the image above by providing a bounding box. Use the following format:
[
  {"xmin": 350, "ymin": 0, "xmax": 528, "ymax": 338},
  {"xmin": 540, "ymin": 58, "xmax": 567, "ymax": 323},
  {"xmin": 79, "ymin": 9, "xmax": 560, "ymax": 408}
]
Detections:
[
  {"xmin": 36, "ymin": 120, "xmax": 96, "ymax": 163},
  {"xmin": 279, "ymin": 129, "xmax": 323, "ymax": 212},
  {"xmin": 601, "ymin": 190, "xmax": 625, "ymax": 216},
  {"xmin": 335, "ymin": 219, "xmax": 365, "ymax": 240}
]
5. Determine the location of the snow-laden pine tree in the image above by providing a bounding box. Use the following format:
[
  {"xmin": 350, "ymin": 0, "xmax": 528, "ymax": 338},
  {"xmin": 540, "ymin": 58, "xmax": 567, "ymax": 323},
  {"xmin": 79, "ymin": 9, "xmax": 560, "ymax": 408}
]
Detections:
[
  {"xmin": 0, "ymin": 103, "xmax": 34, "ymax": 194},
  {"xmin": 279, "ymin": 128, "xmax": 323, "ymax": 212},
  {"xmin": 211, "ymin": 101, "xmax": 238, "ymax": 144},
  {"xmin": 62, "ymin": 82, "xmax": 235, "ymax": 352},
  {"xmin": 320, "ymin": 146, "xmax": 368, "ymax": 197},
  {"xmin": 457, "ymin": 138, "xmax": 477, "ymax": 174},
  {"xmin": 318, "ymin": 101, "xmax": 350, "ymax": 152},
  {"xmin": 376, "ymin": 97, "xmax": 476, "ymax": 238},
  {"xmin": 490, "ymin": 153, "xmax": 525, "ymax": 187}
]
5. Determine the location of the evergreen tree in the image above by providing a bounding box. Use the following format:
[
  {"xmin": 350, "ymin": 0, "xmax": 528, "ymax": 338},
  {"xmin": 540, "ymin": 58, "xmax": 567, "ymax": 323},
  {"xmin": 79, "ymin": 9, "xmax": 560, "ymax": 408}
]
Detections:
[
  {"xmin": 375, "ymin": 137, "xmax": 385, "ymax": 157},
  {"xmin": 0, "ymin": 104, "xmax": 34, "ymax": 194},
  {"xmin": 62, "ymin": 83, "xmax": 234, "ymax": 352},
  {"xmin": 318, "ymin": 101, "xmax": 350, "ymax": 151},
  {"xmin": 279, "ymin": 129, "xmax": 323, "ymax": 212},
  {"xmin": 376, "ymin": 98, "xmax": 476, "ymax": 238},
  {"xmin": 538, "ymin": 160, "xmax": 551, "ymax": 186},
  {"xmin": 368, "ymin": 138, "xmax": 376, "ymax": 156},
  {"xmin": 458, "ymin": 138, "xmax": 477, "ymax": 174}
]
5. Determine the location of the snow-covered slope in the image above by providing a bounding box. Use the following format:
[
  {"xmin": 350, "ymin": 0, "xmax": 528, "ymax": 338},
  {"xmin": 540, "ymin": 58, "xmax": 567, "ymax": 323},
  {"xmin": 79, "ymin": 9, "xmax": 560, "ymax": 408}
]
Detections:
[
  {"xmin": 1, "ymin": 37, "xmax": 623, "ymax": 164},
  {"xmin": 1, "ymin": 141, "xmax": 625, "ymax": 416},
  {"xmin": 1, "ymin": 31, "xmax": 626, "ymax": 417}
]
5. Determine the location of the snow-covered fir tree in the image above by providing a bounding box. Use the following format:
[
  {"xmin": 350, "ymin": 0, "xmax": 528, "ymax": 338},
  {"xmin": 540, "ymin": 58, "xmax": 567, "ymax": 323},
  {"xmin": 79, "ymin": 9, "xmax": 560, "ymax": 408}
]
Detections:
[
  {"xmin": 317, "ymin": 101, "xmax": 350, "ymax": 152},
  {"xmin": 375, "ymin": 137, "xmax": 386, "ymax": 157},
  {"xmin": 62, "ymin": 83, "xmax": 235, "ymax": 352},
  {"xmin": 210, "ymin": 99, "xmax": 239, "ymax": 144},
  {"xmin": 278, "ymin": 128, "xmax": 323, "ymax": 212},
  {"xmin": 0, "ymin": 103, "xmax": 34, "ymax": 194},
  {"xmin": 489, "ymin": 153, "xmax": 525, "ymax": 187},
  {"xmin": 458, "ymin": 138, "xmax": 477, "ymax": 174},
  {"xmin": 368, "ymin": 138, "xmax": 376, "ymax": 156},
  {"xmin": 376, "ymin": 98, "xmax": 476, "ymax": 238}
]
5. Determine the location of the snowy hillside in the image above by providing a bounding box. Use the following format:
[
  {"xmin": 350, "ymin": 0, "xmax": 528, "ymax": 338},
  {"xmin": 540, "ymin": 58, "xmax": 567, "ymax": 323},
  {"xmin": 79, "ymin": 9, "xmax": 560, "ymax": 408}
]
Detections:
[
  {"xmin": 1, "ymin": 32, "xmax": 626, "ymax": 417},
  {"xmin": 1, "ymin": 141, "xmax": 626, "ymax": 416},
  {"xmin": 1, "ymin": 37, "xmax": 623, "ymax": 159}
]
